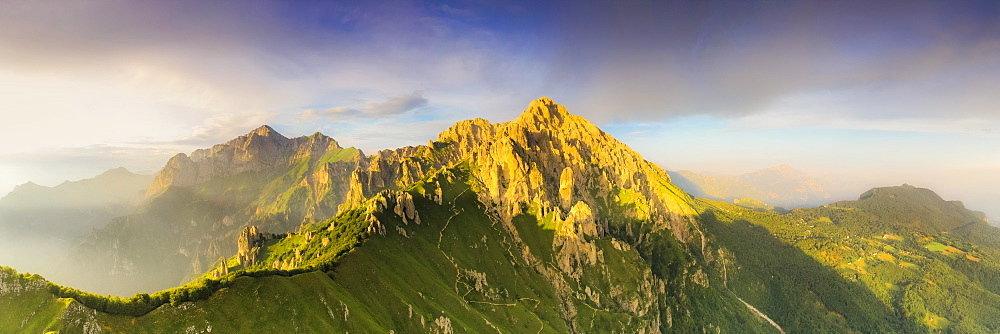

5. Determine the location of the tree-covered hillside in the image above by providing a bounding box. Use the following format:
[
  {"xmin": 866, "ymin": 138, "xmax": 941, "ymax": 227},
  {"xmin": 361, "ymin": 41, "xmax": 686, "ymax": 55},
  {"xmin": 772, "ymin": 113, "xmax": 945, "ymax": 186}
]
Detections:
[{"xmin": 697, "ymin": 184, "xmax": 1000, "ymax": 333}]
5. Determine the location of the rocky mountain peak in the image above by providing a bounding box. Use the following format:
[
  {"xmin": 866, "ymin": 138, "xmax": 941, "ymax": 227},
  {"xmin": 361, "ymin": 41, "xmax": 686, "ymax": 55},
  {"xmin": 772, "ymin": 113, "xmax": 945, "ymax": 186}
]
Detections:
[
  {"xmin": 248, "ymin": 125, "xmax": 286, "ymax": 140},
  {"xmin": 514, "ymin": 97, "xmax": 570, "ymax": 128},
  {"xmin": 304, "ymin": 132, "xmax": 342, "ymax": 149},
  {"xmin": 147, "ymin": 126, "xmax": 362, "ymax": 197},
  {"xmin": 346, "ymin": 97, "xmax": 697, "ymax": 242}
]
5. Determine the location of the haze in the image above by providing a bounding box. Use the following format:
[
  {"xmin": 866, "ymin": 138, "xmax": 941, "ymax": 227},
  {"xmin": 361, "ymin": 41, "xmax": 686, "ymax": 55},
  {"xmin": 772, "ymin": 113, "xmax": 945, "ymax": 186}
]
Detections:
[{"xmin": 1, "ymin": 0, "xmax": 997, "ymax": 227}]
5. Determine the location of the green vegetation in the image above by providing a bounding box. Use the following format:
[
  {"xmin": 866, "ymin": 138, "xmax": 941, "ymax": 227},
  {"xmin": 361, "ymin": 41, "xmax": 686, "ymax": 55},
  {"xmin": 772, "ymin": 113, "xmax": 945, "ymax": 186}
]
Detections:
[
  {"xmin": 8, "ymin": 176, "xmax": 1000, "ymax": 333},
  {"xmin": 0, "ymin": 267, "xmax": 70, "ymax": 334},
  {"xmin": 80, "ymin": 167, "xmax": 575, "ymax": 332},
  {"xmin": 696, "ymin": 202, "xmax": 919, "ymax": 333},
  {"xmin": 24, "ymin": 200, "xmax": 373, "ymax": 319},
  {"xmin": 3, "ymin": 109, "xmax": 1000, "ymax": 334},
  {"xmin": 695, "ymin": 185, "xmax": 1000, "ymax": 333},
  {"xmin": 734, "ymin": 196, "xmax": 778, "ymax": 212}
]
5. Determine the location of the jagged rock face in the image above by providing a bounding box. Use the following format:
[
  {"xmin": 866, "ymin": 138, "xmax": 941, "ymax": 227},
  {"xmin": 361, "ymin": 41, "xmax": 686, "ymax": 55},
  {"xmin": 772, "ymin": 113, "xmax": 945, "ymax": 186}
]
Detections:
[{"xmin": 345, "ymin": 97, "xmax": 697, "ymax": 242}]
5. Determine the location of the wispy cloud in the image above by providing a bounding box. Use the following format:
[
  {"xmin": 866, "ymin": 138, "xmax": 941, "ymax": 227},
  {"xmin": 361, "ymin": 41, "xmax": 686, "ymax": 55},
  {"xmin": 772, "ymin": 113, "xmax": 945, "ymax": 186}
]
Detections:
[{"xmin": 300, "ymin": 92, "xmax": 429, "ymax": 121}]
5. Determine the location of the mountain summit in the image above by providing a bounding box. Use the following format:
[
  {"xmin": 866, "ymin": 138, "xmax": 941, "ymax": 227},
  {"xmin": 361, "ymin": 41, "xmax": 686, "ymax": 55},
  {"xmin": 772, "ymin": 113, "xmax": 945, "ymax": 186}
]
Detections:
[
  {"xmin": 247, "ymin": 124, "xmax": 285, "ymax": 139},
  {"xmin": 515, "ymin": 96, "xmax": 569, "ymax": 125}
]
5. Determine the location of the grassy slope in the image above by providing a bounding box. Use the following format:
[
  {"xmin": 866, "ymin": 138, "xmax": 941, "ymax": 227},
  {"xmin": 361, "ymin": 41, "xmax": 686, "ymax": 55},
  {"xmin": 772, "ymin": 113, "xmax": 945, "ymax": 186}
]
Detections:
[
  {"xmin": 85, "ymin": 170, "xmax": 568, "ymax": 333},
  {"xmin": 54, "ymin": 166, "xmax": 769, "ymax": 332},
  {"xmin": 9, "ymin": 169, "xmax": 998, "ymax": 333}
]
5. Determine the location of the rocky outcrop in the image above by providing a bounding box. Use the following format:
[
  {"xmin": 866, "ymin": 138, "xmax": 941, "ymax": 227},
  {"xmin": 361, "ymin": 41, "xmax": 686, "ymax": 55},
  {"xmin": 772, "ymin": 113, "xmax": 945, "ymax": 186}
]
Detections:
[
  {"xmin": 237, "ymin": 226, "xmax": 264, "ymax": 267},
  {"xmin": 341, "ymin": 146, "xmax": 433, "ymax": 211},
  {"xmin": 393, "ymin": 192, "xmax": 421, "ymax": 225},
  {"xmin": 213, "ymin": 256, "xmax": 229, "ymax": 279}
]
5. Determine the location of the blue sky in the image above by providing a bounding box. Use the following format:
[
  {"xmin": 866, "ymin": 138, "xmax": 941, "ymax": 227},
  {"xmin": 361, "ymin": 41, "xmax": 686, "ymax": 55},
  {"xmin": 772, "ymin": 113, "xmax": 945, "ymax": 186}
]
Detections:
[{"xmin": 0, "ymin": 0, "xmax": 997, "ymax": 219}]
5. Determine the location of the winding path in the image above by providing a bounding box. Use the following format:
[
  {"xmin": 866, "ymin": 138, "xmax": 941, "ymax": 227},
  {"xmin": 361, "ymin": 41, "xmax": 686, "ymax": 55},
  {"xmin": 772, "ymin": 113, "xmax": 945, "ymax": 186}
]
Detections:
[{"xmin": 735, "ymin": 296, "xmax": 785, "ymax": 334}]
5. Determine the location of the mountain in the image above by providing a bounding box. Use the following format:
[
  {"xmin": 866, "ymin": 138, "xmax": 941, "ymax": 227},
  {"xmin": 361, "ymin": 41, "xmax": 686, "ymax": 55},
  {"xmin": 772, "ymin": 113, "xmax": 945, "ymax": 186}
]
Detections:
[
  {"xmin": 0, "ymin": 167, "xmax": 152, "ymax": 239},
  {"xmin": 0, "ymin": 167, "xmax": 152, "ymax": 284},
  {"xmin": 668, "ymin": 165, "xmax": 832, "ymax": 209},
  {"xmin": 2, "ymin": 98, "xmax": 999, "ymax": 333},
  {"xmin": 66, "ymin": 126, "xmax": 367, "ymax": 295}
]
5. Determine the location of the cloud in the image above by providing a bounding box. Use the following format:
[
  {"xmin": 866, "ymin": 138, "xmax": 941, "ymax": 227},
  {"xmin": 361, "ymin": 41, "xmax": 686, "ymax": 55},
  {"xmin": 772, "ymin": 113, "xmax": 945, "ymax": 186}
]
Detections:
[
  {"xmin": 0, "ymin": 0, "xmax": 556, "ymax": 196},
  {"xmin": 3, "ymin": 0, "xmax": 998, "ymax": 217},
  {"xmin": 0, "ymin": 1, "xmax": 549, "ymax": 133},
  {"xmin": 364, "ymin": 92, "xmax": 429, "ymax": 115},
  {"xmin": 546, "ymin": 0, "xmax": 1000, "ymax": 126},
  {"xmin": 300, "ymin": 92, "xmax": 429, "ymax": 121}
]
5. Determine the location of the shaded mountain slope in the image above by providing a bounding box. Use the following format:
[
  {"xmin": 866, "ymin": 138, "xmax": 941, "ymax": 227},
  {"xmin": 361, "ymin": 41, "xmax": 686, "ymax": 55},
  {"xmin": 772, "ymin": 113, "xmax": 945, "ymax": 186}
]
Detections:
[
  {"xmin": 701, "ymin": 184, "xmax": 1000, "ymax": 333},
  {"xmin": 69, "ymin": 126, "xmax": 366, "ymax": 295}
]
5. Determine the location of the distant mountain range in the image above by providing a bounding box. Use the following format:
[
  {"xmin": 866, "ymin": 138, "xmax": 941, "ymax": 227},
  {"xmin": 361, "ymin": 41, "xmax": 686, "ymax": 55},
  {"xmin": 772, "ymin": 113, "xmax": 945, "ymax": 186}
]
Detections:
[
  {"xmin": 0, "ymin": 167, "xmax": 151, "ymax": 283},
  {"xmin": 668, "ymin": 165, "xmax": 833, "ymax": 209},
  {"xmin": 1, "ymin": 98, "xmax": 998, "ymax": 333},
  {"xmin": 0, "ymin": 167, "xmax": 151, "ymax": 239}
]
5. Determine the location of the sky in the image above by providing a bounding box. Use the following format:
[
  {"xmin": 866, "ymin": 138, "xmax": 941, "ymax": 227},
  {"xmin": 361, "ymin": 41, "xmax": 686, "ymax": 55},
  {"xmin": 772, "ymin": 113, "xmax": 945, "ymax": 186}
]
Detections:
[{"xmin": 0, "ymin": 0, "xmax": 998, "ymax": 220}]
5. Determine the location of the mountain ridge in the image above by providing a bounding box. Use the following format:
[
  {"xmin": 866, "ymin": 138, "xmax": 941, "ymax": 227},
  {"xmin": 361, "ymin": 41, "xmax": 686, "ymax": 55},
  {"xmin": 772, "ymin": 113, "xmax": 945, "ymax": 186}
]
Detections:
[{"xmin": 2, "ymin": 98, "xmax": 999, "ymax": 333}]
